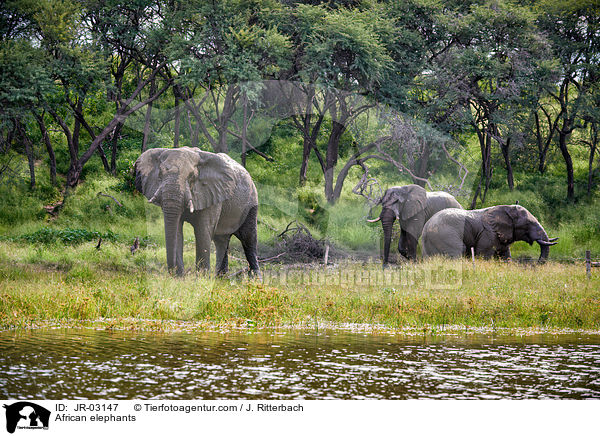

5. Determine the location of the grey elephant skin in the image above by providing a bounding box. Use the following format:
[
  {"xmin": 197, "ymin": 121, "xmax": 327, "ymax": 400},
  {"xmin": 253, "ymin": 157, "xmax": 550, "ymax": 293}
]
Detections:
[
  {"xmin": 135, "ymin": 147, "xmax": 259, "ymax": 276},
  {"xmin": 368, "ymin": 185, "xmax": 463, "ymax": 264},
  {"xmin": 422, "ymin": 205, "xmax": 557, "ymax": 262}
]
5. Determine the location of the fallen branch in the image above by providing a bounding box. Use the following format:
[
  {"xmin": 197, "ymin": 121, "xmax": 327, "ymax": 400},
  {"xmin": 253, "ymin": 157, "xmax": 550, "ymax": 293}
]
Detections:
[
  {"xmin": 259, "ymin": 252, "xmax": 287, "ymax": 262},
  {"xmin": 227, "ymin": 268, "xmax": 247, "ymax": 279},
  {"xmin": 97, "ymin": 192, "xmax": 123, "ymax": 207},
  {"xmin": 258, "ymin": 218, "xmax": 280, "ymax": 234}
]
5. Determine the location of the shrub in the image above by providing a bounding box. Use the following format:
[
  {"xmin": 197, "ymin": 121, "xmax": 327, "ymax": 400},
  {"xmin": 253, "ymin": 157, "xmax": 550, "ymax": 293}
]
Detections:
[{"xmin": 20, "ymin": 228, "xmax": 118, "ymax": 245}]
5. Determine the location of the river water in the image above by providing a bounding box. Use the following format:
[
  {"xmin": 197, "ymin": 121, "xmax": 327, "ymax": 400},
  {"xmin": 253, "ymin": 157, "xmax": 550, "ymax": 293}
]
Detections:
[{"xmin": 0, "ymin": 328, "xmax": 598, "ymax": 399}]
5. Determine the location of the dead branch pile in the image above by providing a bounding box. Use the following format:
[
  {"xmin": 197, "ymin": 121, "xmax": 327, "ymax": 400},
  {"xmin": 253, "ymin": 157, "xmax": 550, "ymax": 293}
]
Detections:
[{"xmin": 266, "ymin": 221, "xmax": 328, "ymax": 263}]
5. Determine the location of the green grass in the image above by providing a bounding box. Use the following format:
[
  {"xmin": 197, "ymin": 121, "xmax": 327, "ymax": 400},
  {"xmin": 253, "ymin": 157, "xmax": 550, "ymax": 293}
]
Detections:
[{"xmin": 1, "ymin": 241, "xmax": 598, "ymax": 331}]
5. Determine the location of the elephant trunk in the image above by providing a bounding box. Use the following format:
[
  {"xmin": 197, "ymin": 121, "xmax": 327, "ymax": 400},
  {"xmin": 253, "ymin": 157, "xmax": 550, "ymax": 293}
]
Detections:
[
  {"xmin": 381, "ymin": 209, "xmax": 396, "ymax": 266},
  {"xmin": 537, "ymin": 240, "xmax": 550, "ymax": 264},
  {"xmin": 534, "ymin": 225, "xmax": 557, "ymax": 264},
  {"xmin": 161, "ymin": 180, "xmax": 184, "ymax": 275}
]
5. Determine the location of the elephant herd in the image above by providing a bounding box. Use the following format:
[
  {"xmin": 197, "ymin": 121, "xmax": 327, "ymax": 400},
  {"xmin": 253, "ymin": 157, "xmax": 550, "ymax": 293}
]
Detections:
[
  {"xmin": 367, "ymin": 184, "xmax": 557, "ymax": 267},
  {"xmin": 134, "ymin": 148, "xmax": 557, "ymax": 275}
]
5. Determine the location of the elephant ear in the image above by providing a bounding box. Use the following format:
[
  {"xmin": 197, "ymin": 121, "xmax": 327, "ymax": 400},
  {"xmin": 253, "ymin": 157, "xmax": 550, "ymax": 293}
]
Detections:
[
  {"xmin": 134, "ymin": 148, "xmax": 167, "ymax": 204},
  {"xmin": 483, "ymin": 205, "xmax": 519, "ymax": 244},
  {"xmin": 190, "ymin": 151, "xmax": 238, "ymax": 210},
  {"xmin": 400, "ymin": 185, "xmax": 427, "ymax": 221}
]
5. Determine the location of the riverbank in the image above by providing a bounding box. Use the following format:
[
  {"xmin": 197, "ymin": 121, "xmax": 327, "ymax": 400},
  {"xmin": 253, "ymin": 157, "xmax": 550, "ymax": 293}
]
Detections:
[{"xmin": 1, "ymin": 241, "xmax": 599, "ymax": 331}]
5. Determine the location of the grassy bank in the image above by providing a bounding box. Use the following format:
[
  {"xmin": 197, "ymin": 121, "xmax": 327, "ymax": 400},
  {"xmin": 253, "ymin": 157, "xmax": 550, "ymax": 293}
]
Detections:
[{"xmin": 1, "ymin": 241, "xmax": 598, "ymax": 331}]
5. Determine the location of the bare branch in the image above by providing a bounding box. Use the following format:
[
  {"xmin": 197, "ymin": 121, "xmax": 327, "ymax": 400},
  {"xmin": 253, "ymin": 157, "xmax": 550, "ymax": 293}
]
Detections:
[{"xmin": 97, "ymin": 192, "xmax": 123, "ymax": 207}]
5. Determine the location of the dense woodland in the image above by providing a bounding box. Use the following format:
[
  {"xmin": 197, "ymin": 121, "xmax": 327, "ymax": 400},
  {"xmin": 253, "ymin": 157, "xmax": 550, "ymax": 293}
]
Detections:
[{"xmin": 1, "ymin": 0, "xmax": 599, "ymax": 256}]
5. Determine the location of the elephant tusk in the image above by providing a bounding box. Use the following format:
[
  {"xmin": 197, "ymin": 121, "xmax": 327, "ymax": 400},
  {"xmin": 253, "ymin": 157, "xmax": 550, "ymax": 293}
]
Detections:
[
  {"xmin": 367, "ymin": 217, "xmax": 381, "ymax": 223},
  {"xmin": 188, "ymin": 200, "xmax": 194, "ymax": 213},
  {"xmin": 149, "ymin": 194, "xmax": 158, "ymax": 204},
  {"xmin": 548, "ymin": 237, "xmax": 559, "ymax": 242},
  {"xmin": 537, "ymin": 239, "xmax": 558, "ymax": 246}
]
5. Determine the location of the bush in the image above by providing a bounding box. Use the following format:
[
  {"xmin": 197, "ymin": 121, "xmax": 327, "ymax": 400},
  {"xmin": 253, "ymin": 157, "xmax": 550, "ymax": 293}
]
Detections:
[{"xmin": 19, "ymin": 227, "xmax": 118, "ymax": 245}]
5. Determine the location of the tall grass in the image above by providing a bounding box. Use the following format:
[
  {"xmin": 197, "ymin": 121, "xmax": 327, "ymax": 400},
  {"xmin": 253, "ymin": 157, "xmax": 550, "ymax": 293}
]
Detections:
[{"xmin": 1, "ymin": 241, "xmax": 598, "ymax": 331}]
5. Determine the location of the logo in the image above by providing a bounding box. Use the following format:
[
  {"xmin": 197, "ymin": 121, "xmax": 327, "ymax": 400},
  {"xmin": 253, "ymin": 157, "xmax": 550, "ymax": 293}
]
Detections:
[{"xmin": 3, "ymin": 402, "xmax": 50, "ymax": 434}]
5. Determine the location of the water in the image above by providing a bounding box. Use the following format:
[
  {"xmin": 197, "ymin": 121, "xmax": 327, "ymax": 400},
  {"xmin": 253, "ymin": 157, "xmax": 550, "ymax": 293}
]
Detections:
[{"xmin": 0, "ymin": 328, "xmax": 599, "ymax": 399}]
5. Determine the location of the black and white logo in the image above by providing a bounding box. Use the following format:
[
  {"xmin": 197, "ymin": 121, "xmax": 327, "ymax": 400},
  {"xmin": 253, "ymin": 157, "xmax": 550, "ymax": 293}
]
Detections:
[{"xmin": 3, "ymin": 402, "xmax": 50, "ymax": 434}]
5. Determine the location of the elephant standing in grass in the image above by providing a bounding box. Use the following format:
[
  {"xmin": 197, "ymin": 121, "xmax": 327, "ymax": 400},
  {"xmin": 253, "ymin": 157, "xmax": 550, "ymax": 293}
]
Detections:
[
  {"xmin": 134, "ymin": 147, "xmax": 259, "ymax": 276},
  {"xmin": 422, "ymin": 205, "xmax": 558, "ymax": 262},
  {"xmin": 367, "ymin": 185, "xmax": 463, "ymax": 265}
]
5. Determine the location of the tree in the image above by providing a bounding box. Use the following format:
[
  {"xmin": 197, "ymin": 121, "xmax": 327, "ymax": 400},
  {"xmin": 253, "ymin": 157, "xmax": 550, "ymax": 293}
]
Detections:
[
  {"xmin": 537, "ymin": 0, "xmax": 600, "ymax": 200},
  {"xmin": 423, "ymin": 1, "xmax": 553, "ymax": 206},
  {"xmin": 0, "ymin": 1, "xmax": 54, "ymax": 188},
  {"xmin": 168, "ymin": 0, "xmax": 291, "ymax": 155},
  {"xmin": 35, "ymin": 0, "xmax": 173, "ymax": 187},
  {"xmin": 281, "ymin": 3, "xmax": 395, "ymax": 202}
]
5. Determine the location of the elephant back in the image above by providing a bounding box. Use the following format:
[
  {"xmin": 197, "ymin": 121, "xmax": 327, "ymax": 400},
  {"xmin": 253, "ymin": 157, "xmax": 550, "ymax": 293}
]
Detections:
[{"xmin": 424, "ymin": 191, "xmax": 463, "ymax": 221}]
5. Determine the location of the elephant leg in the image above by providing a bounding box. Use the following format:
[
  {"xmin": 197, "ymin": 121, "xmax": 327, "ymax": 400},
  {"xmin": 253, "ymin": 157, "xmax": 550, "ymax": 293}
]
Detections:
[
  {"xmin": 402, "ymin": 216, "xmax": 425, "ymax": 261},
  {"xmin": 398, "ymin": 229, "xmax": 407, "ymax": 258},
  {"xmin": 214, "ymin": 234, "xmax": 231, "ymax": 276},
  {"xmin": 398, "ymin": 229, "xmax": 418, "ymax": 260},
  {"xmin": 234, "ymin": 206, "xmax": 260, "ymax": 276},
  {"xmin": 473, "ymin": 237, "xmax": 497, "ymax": 259},
  {"xmin": 193, "ymin": 222, "xmax": 212, "ymax": 273}
]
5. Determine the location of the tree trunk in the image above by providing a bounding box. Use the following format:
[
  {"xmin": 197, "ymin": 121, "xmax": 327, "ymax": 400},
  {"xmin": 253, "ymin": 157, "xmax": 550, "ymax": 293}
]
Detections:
[
  {"xmin": 587, "ymin": 123, "xmax": 598, "ymax": 196},
  {"xmin": 470, "ymin": 127, "xmax": 492, "ymax": 208},
  {"xmin": 414, "ymin": 141, "xmax": 430, "ymax": 188},
  {"xmin": 299, "ymin": 134, "xmax": 312, "ymax": 186},
  {"xmin": 110, "ymin": 122, "xmax": 123, "ymax": 175},
  {"xmin": 141, "ymin": 76, "xmax": 157, "ymax": 153},
  {"xmin": 324, "ymin": 121, "xmax": 345, "ymax": 203},
  {"xmin": 534, "ymin": 111, "xmax": 553, "ymax": 174},
  {"xmin": 501, "ymin": 137, "xmax": 514, "ymax": 191},
  {"xmin": 216, "ymin": 131, "xmax": 228, "ymax": 154},
  {"xmin": 34, "ymin": 113, "xmax": 56, "ymax": 185},
  {"xmin": 18, "ymin": 122, "xmax": 36, "ymax": 190},
  {"xmin": 241, "ymin": 93, "xmax": 248, "ymax": 167},
  {"xmin": 174, "ymin": 92, "xmax": 181, "ymax": 148},
  {"xmin": 557, "ymin": 123, "xmax": 575, "ymax": 200}
]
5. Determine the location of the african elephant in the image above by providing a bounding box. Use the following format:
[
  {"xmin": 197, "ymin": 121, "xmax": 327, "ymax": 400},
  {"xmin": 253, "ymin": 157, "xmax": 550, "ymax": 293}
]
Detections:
[
  {"xmin": 134, "ymin": 147, "xmax": 259, "ymax": 276},
  {"xmin": 367, "ymin": 185, "xmax": 463, "ymax": 264},
  {"xmin": 421, "ymin": 205, "xmax": 558, "ymax": 262}
]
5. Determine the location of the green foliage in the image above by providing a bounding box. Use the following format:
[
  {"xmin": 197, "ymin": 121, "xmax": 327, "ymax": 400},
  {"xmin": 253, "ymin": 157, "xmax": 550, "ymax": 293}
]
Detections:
[
  {"xmin": 297, "ymin": 186, "xmax": 329, "ymax": 233},
  {"xmin": 19, "ymin": 227, "xmax": 117, "ymax": 245},
  {"xmin": 294, "ymin": 3, "xmax": 393, "ymax": 89},
  {"xmin": 0, "ymin": 184, "xmax": 46, "ymax": 226}
]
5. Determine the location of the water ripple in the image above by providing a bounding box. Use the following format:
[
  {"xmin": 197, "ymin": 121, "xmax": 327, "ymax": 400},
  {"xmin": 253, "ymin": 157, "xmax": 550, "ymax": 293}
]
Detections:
[{"xmin": 0, "ymin": 329, "xmax": 598, "ymax": 399}]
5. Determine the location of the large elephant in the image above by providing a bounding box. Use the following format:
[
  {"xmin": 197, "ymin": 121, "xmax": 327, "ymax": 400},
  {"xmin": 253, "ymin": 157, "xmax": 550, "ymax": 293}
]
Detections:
[
  {"xmin": 367, "ymin": 185, "xmax": 463, "ymax": 264},
  {"xmin": 134, "ymin": 147, "xmax": 259, "ymax": 276},
  {"xmin": 421, "ymin": 205, "xmax": 558, "ymax": 262}
]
